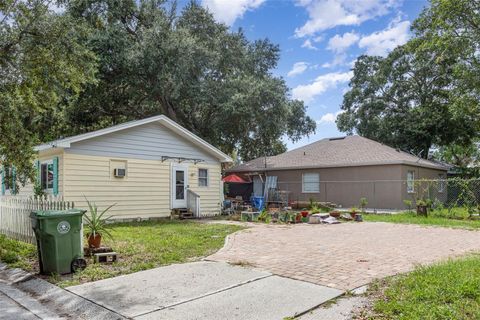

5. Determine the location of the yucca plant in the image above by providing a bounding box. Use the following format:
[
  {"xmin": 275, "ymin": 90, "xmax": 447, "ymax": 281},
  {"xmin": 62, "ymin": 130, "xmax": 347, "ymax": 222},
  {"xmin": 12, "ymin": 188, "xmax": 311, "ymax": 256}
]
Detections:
[{"xmin": 83, "ymin": 197, "xmax": 116, "ymax": 248}]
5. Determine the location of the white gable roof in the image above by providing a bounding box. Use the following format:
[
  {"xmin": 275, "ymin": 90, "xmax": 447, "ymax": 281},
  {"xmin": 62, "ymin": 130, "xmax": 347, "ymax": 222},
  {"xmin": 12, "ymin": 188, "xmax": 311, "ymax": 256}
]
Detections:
[{"xmin": 35, "ymin": 115, "xmax": 232, "ymax": 163}]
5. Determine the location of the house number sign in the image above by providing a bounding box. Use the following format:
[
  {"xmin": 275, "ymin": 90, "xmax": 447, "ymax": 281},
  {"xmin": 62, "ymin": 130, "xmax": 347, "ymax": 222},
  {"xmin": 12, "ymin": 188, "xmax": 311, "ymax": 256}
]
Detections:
[{"xmin": 57, "ymin": 221, "xmax": 71, "ymax": 234}]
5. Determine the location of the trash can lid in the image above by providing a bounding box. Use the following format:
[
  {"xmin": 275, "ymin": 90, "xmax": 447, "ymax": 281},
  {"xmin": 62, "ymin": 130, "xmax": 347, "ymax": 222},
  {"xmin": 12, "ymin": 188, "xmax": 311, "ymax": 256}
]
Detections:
[{"xmin": 31, "ymin": 209, "xmax": 86, "ymax": 218}]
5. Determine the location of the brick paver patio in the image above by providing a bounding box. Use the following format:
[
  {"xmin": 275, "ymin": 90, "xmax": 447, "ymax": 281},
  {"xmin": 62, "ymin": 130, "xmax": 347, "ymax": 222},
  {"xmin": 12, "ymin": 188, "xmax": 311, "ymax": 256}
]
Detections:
[{"xmin": 207, "ymin": 222, "xmax": 480, "ymax": 290}]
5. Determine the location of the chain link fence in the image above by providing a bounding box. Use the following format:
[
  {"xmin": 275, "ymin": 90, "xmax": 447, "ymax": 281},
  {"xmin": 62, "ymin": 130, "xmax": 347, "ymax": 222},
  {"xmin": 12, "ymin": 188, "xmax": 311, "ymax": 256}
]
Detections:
[{"xmin": 268, "ymin": 178, "xmax": 480, "ymax": 212}]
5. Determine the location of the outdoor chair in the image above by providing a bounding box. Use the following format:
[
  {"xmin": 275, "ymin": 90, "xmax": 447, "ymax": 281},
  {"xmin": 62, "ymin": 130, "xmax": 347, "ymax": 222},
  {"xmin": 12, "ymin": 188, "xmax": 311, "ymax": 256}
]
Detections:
[{"xmin": 222, "ymin": 200, "xmax": 235, "ymax": 215}]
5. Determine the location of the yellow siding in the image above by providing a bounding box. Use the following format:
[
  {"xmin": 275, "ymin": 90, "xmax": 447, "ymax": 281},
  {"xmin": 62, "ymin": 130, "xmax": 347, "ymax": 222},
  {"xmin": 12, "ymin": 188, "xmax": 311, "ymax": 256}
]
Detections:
[
  {"xmin": 16, "ymin": 149, "xmax": 64, "ymax": 197},
  {"xmin": 62, "ymin": 153, "xmax": 222, "ymax": 218},
  {"xmin": 187, "ymin": 163, "xmax": 222, "ymax": 216}
]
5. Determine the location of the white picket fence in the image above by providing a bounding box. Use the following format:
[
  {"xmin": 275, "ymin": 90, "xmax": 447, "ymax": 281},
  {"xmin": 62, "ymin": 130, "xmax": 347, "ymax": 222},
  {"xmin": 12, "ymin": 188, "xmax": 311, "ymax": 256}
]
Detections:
[{"xmin": 0, "ymin": 196, "xmax": 75, "ymax": 244}]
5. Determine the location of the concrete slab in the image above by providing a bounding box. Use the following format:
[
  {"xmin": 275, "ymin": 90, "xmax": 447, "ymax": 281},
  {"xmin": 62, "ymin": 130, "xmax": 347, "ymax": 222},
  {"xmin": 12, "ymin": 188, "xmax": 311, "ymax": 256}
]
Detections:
[
  {"xmin": 0, "ymin": 263, "xmax": 125, "ymax": 320},
  {"xmin": 298, "ymin": 296, "xmax": 368, "ymax": 320},
  {"xmin": 0, "ymin": 280, "xmax": 63, "ymax": 320},
  {"xmin": 0, "ymin": 290, "xmax": 45, "ymax": 320},
  {"xmin": 136, "ymin": 275, "xmax": 343, "ymax": 320},
  {"xmin": 67, "ymin": 261, "xmax": 271, "ymax": 318}
]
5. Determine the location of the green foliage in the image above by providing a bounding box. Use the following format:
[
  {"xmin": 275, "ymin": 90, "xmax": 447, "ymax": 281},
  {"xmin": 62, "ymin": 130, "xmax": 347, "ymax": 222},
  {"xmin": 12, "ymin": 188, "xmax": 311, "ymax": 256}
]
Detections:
[
  {"xmin": 0, "ymin": 234, "xmax": 36, "ymax": 270},
  {"xmin": 364, "ymin": 211, "xmax": 480, "ymax": 230},
  {"xmin": 310, "ymin": 205, "xmax": 320, "ymax": 214},
  {"xmin": 62, "ymin": 0, "xmax": 315, "ymax": 161},
  {"xmin": 338, "ymin": 0, "xmax": 480, "ymax": 157},
  {"xmin": 33, "ymin": 180, "xmax": 46, "ymax": 198},
  {"xmin": 371, "ymin": 254, "xmax": 480, "ymax": 319},
  {"xmin": 258, "ymin": 209, "xmax": 271, "ymax": 223},
  {"xmin": 433, "ymin": 141, "xmax": 480, "ymax": 177},
  {"xmin": 1, "ymin": 1, "xmax": 97, "ymax": 182},
  {"xmin": 58, "ymin": 220, "xmax": 243, "ymax": 287},
  {"xmin": 83, "ymin": 198, "xmax": 115, "ymax": 238},
  {"xmin": 359, "ymin": 197, "xmax": 368, "ymax": 212},
  {"xmin": 403, "ymin": 199, "xmax": 413, "ymax": 213}
]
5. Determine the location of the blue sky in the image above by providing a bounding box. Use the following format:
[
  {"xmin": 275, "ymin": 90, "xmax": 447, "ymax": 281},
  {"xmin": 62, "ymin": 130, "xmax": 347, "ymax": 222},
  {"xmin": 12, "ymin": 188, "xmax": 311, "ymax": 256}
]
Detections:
[{"xmin": 195, "ymin": 0, "xmax": 428, "ymax": 149}]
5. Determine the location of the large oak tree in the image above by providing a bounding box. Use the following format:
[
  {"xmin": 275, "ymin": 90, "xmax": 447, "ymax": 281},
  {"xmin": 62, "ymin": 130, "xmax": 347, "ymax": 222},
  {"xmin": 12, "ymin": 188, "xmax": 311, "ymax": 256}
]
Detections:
[{"xmin": 62, "ymin": 0, "xmax": 316, "ymax": 161}]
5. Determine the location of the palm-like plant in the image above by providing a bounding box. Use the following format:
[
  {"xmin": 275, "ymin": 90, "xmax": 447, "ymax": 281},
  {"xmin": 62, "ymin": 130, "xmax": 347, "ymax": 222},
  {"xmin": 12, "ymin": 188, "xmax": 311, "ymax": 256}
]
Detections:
[{"xmin": 83, "ymin": 197, "xmax": 116, "ymax": 240}]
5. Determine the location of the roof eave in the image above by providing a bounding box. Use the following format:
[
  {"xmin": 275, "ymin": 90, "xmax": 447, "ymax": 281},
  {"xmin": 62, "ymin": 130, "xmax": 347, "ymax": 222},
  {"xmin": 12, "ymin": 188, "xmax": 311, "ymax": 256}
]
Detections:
[
  {"xmin": 34, "ymin": 115, "xmax": 232, "ymax": 162},
  {"xmin": 227, "ymin": 160, "xmax": 448, "ymax": 172}
]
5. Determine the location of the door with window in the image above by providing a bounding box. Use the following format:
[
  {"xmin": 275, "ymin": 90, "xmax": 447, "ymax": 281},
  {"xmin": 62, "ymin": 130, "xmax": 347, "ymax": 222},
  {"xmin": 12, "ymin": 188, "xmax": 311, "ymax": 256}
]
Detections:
[{"xmin": 171, "ymin": 165, "xmax": 188, "ymax": 208}]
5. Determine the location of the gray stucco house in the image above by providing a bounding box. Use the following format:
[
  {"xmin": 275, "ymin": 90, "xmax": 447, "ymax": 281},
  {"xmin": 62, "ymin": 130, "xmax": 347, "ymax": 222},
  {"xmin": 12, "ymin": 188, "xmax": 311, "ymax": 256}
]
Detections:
[{"xmin": 227, "ymin": 136, "xmax": 448, "ymax": 209}]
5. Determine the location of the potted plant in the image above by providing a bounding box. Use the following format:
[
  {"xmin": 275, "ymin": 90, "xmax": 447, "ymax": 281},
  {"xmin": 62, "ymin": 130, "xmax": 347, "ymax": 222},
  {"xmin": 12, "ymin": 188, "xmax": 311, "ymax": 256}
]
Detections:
[
  {"xmin": 329, "ymin": 210, "xmax": 341, "ymax": 218},
  {"xmin": 84, "ymin": 198, "xmax": 116, "ymax": 248},
  {"xmin": 295, "ymin": 212, "xmax": 302, "ymax": 223},
  {"xmin": 416, "ymin": 199, "xmax": 428, "ymax": 216},
  {"xmin": 350, "ymin": 207, "xmax": 359, "ymax": 218}
]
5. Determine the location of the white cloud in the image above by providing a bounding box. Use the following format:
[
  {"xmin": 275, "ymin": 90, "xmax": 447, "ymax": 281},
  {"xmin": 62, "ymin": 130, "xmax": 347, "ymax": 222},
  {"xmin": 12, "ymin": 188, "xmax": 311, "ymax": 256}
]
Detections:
[
  {"xmin": 321, "ymin": 54, "xmax": 347, "ymax": 68},
  {"xmin": 288, "ymin": 62, "xmax": 309, "ymax": 77},
  {"xmin": 301, "ymin": 39, "xmax": 318, "ymax": 50},
  {"xmin": 327, "ymin": 31, "xmax": 359, "ymax": 53},
  {"xmin": 295, "ymin": 0, "xmax": 400, "ymax": 37},
  {"xmin": 317, "ymin": 110, "xmax": 344, "ymax": 124},
  {"xmin": 292, "ymin": 71, "xmax": 353, "ymax": 103},
  {"xmin": 202, "ymin": 0, "xmax": 265, "ymax": 26},
  {"xmin": 358, "ymin": 19, "xmax": 410, "ymax": 56}
]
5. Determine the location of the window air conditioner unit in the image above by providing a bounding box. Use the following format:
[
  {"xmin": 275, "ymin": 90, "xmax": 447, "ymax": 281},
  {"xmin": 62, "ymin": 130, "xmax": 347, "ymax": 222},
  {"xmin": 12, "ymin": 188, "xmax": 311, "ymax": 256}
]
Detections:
[{"xmin": 114, "ymin": 168, "xmax": 126, "ymax": 177}]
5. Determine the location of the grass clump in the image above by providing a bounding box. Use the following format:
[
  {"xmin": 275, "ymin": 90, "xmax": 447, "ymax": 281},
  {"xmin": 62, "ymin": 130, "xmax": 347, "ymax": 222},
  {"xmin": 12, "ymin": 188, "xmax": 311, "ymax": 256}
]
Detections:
[
  {"xmin": 57, "ymin": 220, "xmax": 243, "ymax": 287},
  {"xmin": 0, "ymin": 234, "xmax": 36, "ymax": 270},
  {"xmin": 369, "ymin": 254, "xmax": 480, "ymax": 320},
  {"xmin": 0, "ymin": 220, "xmax": 243, "ymax": 288},
  {"xmin": 363, "ymin": 211, "xmax": 480, "ymax": 230}
]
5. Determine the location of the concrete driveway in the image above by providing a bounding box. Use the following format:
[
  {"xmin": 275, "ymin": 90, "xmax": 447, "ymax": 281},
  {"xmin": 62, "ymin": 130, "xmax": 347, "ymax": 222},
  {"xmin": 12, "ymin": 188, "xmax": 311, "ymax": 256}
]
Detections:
[
  {"xmin": 208, "ymin": 222, "xmax": 480, "ymax": 290},
  {"xmin": 67, "ymin": 261, "xmax": 342, "ymax": 320}
]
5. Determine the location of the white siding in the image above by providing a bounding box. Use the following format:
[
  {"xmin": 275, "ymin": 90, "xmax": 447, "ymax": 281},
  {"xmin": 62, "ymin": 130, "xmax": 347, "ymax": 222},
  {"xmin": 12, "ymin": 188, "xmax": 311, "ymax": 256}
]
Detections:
[{"xmin": 66, "ymin": 122, "xmax": 218, "ymax": 163}]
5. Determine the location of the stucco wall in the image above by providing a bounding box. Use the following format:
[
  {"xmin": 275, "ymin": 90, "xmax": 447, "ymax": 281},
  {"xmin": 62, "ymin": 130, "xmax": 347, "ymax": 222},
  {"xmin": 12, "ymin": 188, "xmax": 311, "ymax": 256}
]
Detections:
[{"xmin": 240, "ymin": 164, "xmax": 447, "ymax": 210}]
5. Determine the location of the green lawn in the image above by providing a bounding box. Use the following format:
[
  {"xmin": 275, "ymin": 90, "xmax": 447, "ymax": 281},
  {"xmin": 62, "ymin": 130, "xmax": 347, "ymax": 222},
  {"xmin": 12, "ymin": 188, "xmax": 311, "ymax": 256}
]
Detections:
[
  {"xmin": 0, "ymin": 234, "xmax": 37, "ymax": 270},
  {"xmin": 363, "ymin": 211, "xmax": 480, "ymax": 229},
  {"xmin": 367, "ymin": 254, "xmax": 480, "ymax": 320},
  {"xmin": 0, "ymin": 220, "xmax": 243, "ymax": 287}
]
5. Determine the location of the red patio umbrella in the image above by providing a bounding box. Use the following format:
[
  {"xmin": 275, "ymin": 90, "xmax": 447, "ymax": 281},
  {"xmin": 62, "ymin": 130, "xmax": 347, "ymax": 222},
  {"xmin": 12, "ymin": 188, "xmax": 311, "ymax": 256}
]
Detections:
[{"xmin": 222, "ymin": 174, "xmax": 249, "ymax": 183}]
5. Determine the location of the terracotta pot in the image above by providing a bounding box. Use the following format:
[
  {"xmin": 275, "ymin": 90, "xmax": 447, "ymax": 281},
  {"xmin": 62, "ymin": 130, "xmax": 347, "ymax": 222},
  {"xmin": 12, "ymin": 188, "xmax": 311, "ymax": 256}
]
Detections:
[
  {"xmin": 416, "ymin": 205, "xmax": 428, "ymax": 216},
  {"xmin": 88, "ymin": 233, "xmax": 102, "ymax": 248},
  {"xmin": 329, "ymin": 211, "xmax": 341, "ymax": 218},
  {"xmin": 295, "ymin": 213, "xmax": 302, "ymax": 223}
]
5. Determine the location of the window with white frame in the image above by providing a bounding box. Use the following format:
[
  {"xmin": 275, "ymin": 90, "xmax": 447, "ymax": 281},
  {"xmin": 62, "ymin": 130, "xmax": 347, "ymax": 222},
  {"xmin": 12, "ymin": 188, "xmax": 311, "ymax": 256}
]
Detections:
[
  {"xmin": 407, "ymin": 170, "xmax": 415, "ymax": 193},
  {"xmin": 438, "ymin": 173, "xmax": 446, "ymax": 192},
  {"xmin": 198, "ymin": 169, "xmax": 208, "ymax": 187},
  {"xmin": 40, "ymin": 161, "xmax": 54, "ymax": 191},
  {"xmin": 302, "ymin": 173, "xmax": 320, "ymax": 193}
]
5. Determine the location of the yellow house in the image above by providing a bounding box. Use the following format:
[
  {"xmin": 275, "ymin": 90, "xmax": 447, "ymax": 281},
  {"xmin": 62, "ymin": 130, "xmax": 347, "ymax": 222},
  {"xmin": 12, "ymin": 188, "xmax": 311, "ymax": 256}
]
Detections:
[{"xmin": 22, "ymin": 115, "xmax": 232, "ymax": 219}]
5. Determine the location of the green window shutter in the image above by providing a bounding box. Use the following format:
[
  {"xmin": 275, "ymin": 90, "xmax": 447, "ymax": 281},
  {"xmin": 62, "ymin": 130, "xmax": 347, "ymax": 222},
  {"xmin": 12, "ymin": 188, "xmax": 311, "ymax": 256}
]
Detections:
[
  {"xmin": 53, "ymin": 157, "xmax": 59, "ymax": 196},
  {"xmin": 35, "ymin": 160, "xmax": 40, "ymax": 184},
  {"xmin": 11, "ymin": 166, "xmax": 16, "ymax": 195},
  {"xmin": 1, "ymin": 166, "xmax": 4, "ymax": 196}
]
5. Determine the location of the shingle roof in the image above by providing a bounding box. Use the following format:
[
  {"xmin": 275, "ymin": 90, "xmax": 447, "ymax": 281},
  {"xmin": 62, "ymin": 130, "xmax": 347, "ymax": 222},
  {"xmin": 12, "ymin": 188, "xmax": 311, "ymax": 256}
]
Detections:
[{"xmin": 229, "ymin": 136, "xmax": 448, "ymax": 172}]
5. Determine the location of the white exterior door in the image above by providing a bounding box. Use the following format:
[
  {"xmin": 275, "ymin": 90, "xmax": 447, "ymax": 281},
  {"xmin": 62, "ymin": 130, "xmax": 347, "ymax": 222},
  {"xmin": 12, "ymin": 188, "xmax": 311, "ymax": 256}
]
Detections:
[{"xmin": 171, "ymin": 165, "xmax": 188, "ymax": 208}]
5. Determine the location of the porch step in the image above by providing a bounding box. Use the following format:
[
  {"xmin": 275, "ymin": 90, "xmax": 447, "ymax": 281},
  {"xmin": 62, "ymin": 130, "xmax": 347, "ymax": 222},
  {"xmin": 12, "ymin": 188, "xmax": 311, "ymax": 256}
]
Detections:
[{"xmin": 174, "ymin": 208, "xmax": 195, "ymax": 219}]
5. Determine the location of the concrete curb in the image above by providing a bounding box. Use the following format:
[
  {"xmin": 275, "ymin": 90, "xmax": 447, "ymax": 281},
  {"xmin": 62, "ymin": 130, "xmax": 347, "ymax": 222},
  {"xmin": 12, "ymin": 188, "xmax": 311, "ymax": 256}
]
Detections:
[{"xmin": 0, "ymin": 263, "xmax": 127, "ymax": 320}]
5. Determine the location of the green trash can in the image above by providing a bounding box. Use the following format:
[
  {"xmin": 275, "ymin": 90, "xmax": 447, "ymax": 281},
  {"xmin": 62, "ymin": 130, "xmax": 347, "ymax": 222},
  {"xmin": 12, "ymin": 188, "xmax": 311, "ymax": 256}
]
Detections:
[{"xmin": 30, "ymin": 209, "xmax": 87, "ymax": 275}]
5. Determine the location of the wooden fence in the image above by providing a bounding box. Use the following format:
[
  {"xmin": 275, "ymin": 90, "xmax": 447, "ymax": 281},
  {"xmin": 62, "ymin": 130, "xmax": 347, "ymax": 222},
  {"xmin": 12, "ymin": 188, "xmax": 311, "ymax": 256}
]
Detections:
[{"xmin": 0, "ymin": 196, "xmax": 75, "ymax": 244}]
